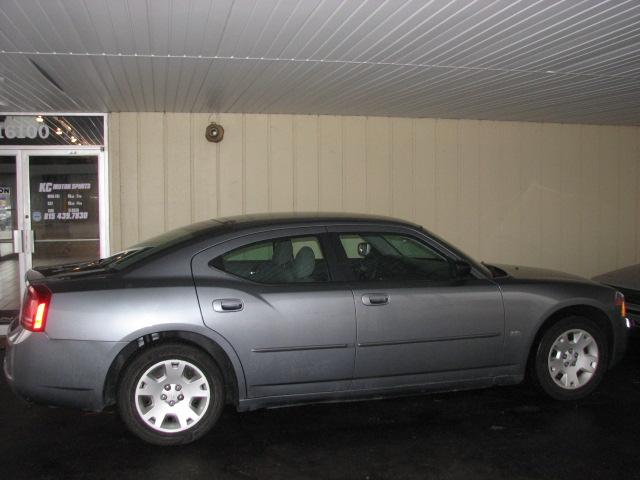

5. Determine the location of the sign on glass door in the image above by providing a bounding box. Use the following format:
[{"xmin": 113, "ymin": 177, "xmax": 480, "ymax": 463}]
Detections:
[{"xmin": 28, "ymin": 156, "xmax": 100, "ymax": 268}]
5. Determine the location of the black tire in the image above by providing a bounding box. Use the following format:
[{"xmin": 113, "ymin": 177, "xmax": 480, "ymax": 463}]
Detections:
[
  {"xmin": 118, "ymin": 342, "xmax": 225, "ymax": 446},
  {"xmin": 532, "ymin": 316, "xmax": 608, "ymax": 401}
]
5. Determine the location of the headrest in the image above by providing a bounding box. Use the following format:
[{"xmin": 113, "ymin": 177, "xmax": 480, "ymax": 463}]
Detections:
[
  {"xmin": 293, "ymin": 246, "xmax": 315, "ymax": 279},
  {"xmin": 272, "ymin": 240, "xmax": 293, "ymax": 265}
]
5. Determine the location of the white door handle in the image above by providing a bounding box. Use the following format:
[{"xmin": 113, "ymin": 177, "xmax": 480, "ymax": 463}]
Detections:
[{"xmin": 12, "ymin": 230, "xmax": 22, "ymax": 253}]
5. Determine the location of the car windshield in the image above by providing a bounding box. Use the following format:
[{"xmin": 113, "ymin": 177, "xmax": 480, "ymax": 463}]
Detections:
[{"xmin": 104, "ymin": 220, "xmax": 220, "ymax": 271}]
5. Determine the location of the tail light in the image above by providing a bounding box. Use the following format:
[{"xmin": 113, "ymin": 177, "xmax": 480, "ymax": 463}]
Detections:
[
  {"xmin": 615, "ymin": 291, "xmax": 626, "ymax": 319},
  {"xmin": 21, "ymin": 285, "xmax": 52, "ymax": 332}
]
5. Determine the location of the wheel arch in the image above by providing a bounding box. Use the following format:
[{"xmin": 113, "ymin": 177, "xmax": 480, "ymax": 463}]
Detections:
[
  {"xmin": 525, "ymin": 303, "xmax": 613, "ymax": 375},
  {"xmin": 103, "ymin": 330, "xmax": 244, "ymax": 409}
]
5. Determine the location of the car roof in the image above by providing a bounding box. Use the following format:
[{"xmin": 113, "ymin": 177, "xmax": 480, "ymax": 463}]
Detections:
[
  {"xmin": 132, "ymin": 212, "xmax": 424, "ymax": 255},
  {"xmin": 120, "ymin": 213, "xmax": 425, "ymax": 273},
  {"xmin": 214, "ymin": 212, "xmax": 421, "ymax": 230}
]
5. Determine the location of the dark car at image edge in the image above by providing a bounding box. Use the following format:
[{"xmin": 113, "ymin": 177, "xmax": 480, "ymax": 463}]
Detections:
[
  {"xmin": 3, "ymin": 213, "xmax": 631, "ymax": 445},
  {"xmin": 593, "ymin": 263, "xmax": 640, "ymax": 329}
]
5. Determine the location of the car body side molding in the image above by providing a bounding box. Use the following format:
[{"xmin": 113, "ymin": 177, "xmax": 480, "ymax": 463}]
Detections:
[{"xmin": 358, "ymin": 332, "xmax": 502, "ymax": 348}]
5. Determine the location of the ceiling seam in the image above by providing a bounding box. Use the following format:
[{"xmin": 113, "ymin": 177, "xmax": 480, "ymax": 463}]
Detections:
[{"xmin": 1, "ymin": 51, "xmax": 637, "ymax": 81}]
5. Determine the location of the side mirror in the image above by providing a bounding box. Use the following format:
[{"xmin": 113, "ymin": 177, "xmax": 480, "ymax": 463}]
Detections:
[
  {"xmin": 453, "ymin": 260, "xmax": 472, "ymax": 278},
  {"xmin": 357, "ymin": 242, "xmax": 372, "ymax": 257}
]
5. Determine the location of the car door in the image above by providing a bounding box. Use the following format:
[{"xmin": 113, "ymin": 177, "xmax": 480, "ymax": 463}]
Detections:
[
  {"xmin": 327, "ymin": 225, "xmax": 505, "ymax": 390},
  {"xmin": 192, "ymin": 227, "xmax": 356, "ymax": 399}
]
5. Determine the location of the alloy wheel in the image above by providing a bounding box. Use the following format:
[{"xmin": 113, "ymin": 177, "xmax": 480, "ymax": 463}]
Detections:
[
  {"xmin": 547, "ymin": 329, "xmax": 599, "ymax": 390},
  {"xmin": 134, "ymin": 359, "xmax": 211, "ymax": 433}
]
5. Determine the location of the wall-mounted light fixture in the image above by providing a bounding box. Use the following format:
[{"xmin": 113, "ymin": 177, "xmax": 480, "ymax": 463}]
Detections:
[{"xmin": 205, "ymin": 122, "xmax": 224, "ymax": 143}]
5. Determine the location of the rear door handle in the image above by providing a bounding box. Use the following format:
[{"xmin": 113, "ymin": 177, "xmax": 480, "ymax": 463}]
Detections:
[
  {"xmin": 362, "ymin": 293, "xmax": 389, "ymax": 306},
  {"xmin": 213, "ymin": 299, "xmax": 244, "ymax": 312}
]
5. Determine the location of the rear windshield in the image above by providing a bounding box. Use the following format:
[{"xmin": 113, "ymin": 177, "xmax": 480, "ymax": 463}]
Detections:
[{"xmin": 103, "ymin": 220, "xmax": 220, "ymax": 271}]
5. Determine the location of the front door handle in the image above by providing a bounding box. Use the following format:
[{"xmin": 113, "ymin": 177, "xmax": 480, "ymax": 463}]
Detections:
[
  {"xmin": 213, "ymin": 299, "xmax": 244, "ymax": 312},
  {"xmin": 362, "ymin": 293, "xmax": 389, "ymax": 306}
]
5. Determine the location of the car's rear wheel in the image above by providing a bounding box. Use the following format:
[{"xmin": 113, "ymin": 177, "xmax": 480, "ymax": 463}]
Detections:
[
  {"xmin": 118, "ymin": 343, "xmax": 224, "ymax": 445},
  {"xmin": 533, "ymin": 316, "xmax": 608, "ymax": 400}
]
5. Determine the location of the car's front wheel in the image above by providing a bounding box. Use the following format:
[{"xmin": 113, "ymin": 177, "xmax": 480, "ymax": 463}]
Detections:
[
  {"xmin": 118, "ymin": 343, "xmax": 225, "ymax": 445},
  {"xmin": 533, "ymin": 316, "xmax": 608, "ymax": 401}
]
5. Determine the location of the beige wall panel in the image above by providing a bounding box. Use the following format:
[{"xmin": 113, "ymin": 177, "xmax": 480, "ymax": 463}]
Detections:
[
  {"xmin": 138, "ymin": 113, "xmax": 165, "ymax": 240},
  {"xmin": 365, "ymin": 117, "xmax": 391, "ymax": 215},
  {"xmin": 457, "ymin": 120, "xmax": 480, "ymax": 256},
  {"xmin": 413, "ymin": 118, "xmax": 437, "ymax": 231},
  {"xmin": 342, "ymin": 116, "xmax": 367, "ymax": 213},
  {"xmin": 539, "ymin": 123, "xmax": 564, "ymax": 270},
  {"xmin": 478, "ymin": 121, "xmax": 502, "ymax": 262},
  {"xmin": 579, "ymin": 125, "xmax": 600, "ymax": 277},
  {"xmin": 218, "ymin": 113, "xmax": 244, "ymax": 216},
  {"xmin": 108, "ymin": 113, "xmax": 122, "ymax": 252},
  {"xmin": 519, "ymin": 122, "xmax": 543, "ymax": 268},
  {"xmin": 293, "ymin": 116, "xmax": 319, "ymax": 212},
  {"xmin": 191, "ymin": 113, "xmax": 218, "ymax": 222},
  {"xmin": 244, "ymin": 115, "xmax": 269, "ymax": 214},
  {"xmin": 636, "ymin": 128, "xmax": 640, "ymax": 265},
  {"xmin": 391, "ymin": 118, "xmax": 414, "ymax": 221},
  {"xmin": 498, "ymin": 122, "xmax": 522, "ymax": 265},
  {"xmin": 117, "ymin": 113, "xmax": 140, "ymax": 248},
  {"xmin": 269, "ymin": 115, "xmax": 294, "ymax": 212},
  {"xmin": 434, "ymin": 120, "xmax": 459, "ymax": 244},
  {"xmin": 618, "ymin": 127, "xmax": 638, "ymax": 268},
  {"xmin": 109, "ymin": 112, "xmax": 640, "ymax": 277},
  {"xmin": 597, "ymin": 126, "xmax": 621, "ymax": 274},
  {"xmin": 559, "ymin": 124, "xmax": 582, "ymax": 275},
  {"xmin": 165, "ymin": 113, "xmax": 191, "ymax": 230},
  {"xmin": 318, "ymin": 116, "xmax": 343, "ymax": 211}
]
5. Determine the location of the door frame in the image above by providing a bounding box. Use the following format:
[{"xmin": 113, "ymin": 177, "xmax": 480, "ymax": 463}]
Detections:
[
  {"xmin": 0, "ymin": 146, "xmax": 109, "ymax": 303},
  {"xmin": 21, "ymin": 148, "xmax": 109, "ymax": 269}
]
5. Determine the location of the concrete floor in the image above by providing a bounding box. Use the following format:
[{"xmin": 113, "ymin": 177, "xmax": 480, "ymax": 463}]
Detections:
[{"xmin": 1, "ymin": 337, "xmax": 639, "ymax": 480}]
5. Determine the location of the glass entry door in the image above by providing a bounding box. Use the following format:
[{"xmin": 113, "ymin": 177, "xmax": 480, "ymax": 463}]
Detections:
[
  {"xmin": 0, "ymin": 150, "xmax": 105, "ymax": 332},
  {"xmin": 0, "ymin": 155, "xmax": 20, "ymax": 320},
  {"xmin": 27, "ymin": 155, "xmax": 101, "ymax": 268}
]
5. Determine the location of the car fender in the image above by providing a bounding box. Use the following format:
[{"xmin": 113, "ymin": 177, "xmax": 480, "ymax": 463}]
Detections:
[{"xmin": 519, "ymin": 296, "xmax": 614, "ymax": 368}]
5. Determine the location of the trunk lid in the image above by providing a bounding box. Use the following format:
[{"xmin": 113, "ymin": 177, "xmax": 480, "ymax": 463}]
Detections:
[{"xmin": 28, "ymin": 260, "xmax": 112, "ymax": 282}]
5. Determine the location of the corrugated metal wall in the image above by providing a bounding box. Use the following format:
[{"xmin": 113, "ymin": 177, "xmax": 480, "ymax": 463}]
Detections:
[{"xmin": 108, "ymin": 113, "xmax": 640, "ymax": 278}]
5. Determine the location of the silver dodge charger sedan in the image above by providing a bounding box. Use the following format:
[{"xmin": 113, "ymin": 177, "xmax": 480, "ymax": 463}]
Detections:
[{"xmin": 4, "ymin": 213, "xmax": 630, "ymax": 445}]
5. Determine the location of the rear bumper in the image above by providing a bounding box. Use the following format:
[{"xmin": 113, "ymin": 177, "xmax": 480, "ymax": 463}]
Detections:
[{"xmin": 3, "ymin": 326, "xmax": 126, "ymax": 412}]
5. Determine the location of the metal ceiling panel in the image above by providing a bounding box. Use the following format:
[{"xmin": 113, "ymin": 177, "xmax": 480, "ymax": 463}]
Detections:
[{"xmin": 0, "ymin": 0, "xmax": 638, "ymax": 125}]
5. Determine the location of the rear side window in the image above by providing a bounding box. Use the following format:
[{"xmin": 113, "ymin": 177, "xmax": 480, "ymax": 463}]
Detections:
[
  {"xmin": 336, "ymin": 232, "xmax": 453, "ymax": 282},
  {"xmin": 211, "ymin": 235, "xmax": 329, "ymax": 284}
]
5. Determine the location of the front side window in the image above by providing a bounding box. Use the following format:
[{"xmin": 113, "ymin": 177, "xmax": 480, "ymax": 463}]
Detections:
[
  {"xmin": 212, "ymin": 235, "xmax": 329, "ymax": 284},
  {"xmin": 336, "ymin": 232, "xmax": 453, "ymax": 282}
]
